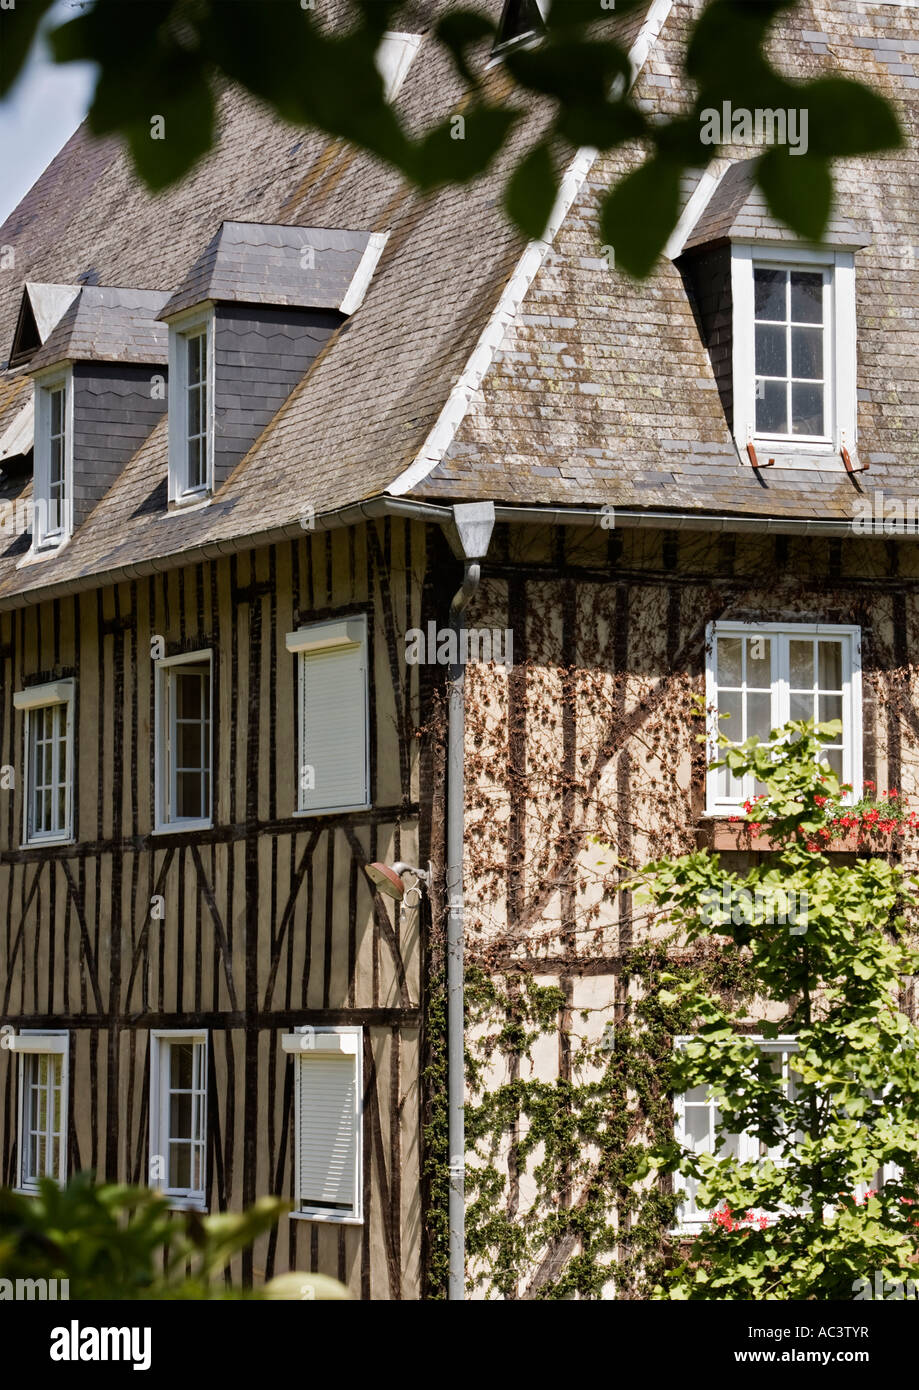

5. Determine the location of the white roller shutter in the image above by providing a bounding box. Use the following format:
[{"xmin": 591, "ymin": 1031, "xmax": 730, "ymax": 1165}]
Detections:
[
  {"xmin": 296, "ymin": 617, "xmax": 368, "ymax": 814},
  {"xmin": 296, "ymin": 1047, "xmax": 361, "ymax": 1219}
]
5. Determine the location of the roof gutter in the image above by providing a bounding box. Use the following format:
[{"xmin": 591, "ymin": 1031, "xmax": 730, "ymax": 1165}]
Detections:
[{"xmin": 0, "ymin": 497, "xmax": 887, "ymax": 612}]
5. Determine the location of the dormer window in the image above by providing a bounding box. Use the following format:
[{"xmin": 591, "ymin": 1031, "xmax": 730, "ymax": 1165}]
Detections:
[
  {"xmin": 168, "ymin": 308, "xmax": 214, "ymax": 504},
  {"xmin": 33, "ymin": 369, "xmax": 73, "ymax": 549},
  {"xmin": 731, "ymin": 245, "xmax": 856, "ymax": 460}
]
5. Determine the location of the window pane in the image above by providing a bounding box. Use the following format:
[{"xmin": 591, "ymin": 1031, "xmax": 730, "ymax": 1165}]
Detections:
[
  {"xmin": 170, "ymin": 1042, "xmax": 194, "ymax": 1090},
  {"xmin": 755, "ymin": 379, "xmax": 787, "ymax": 434},
  {"xmin": 176, "ymin": 719, "xmax": 202, "ymax": 771},
  {"xmin": 791, "ymin": 326, "xmax": 823, "ymax": 380},
  {"xmin": 187, "ymin": 334, "xmax": 203, "ymax": 386},
  {"xmin": 187, "ymin": 385, "xmax": 201, "ymax": 438},
  {"xmin": 685, "ymin": 1105, "xmax": 713, "ymax": 1152},
  {"xmin": 717, "ymin": 689, "xmax": 742, "ymax": 737},
  {"xmin": 818, "ymin": 694, "xmax": 843, "ymax": 726},
  {"xmin": 755, "ymin": 324, "xmax": 786, "ymax": 377},
  {"xmin": 170, "ymin": 1092, "xmax": 193, "ymax": 1139},
  {"xmin": 169, "ymin": 1142, "xmax": 192, "ymax": 1191},
  {"xmin": 822, "ymin": 747, "xmax": 843, "ymax": 779},
  {"xmin": 818, "ymin": 641, "xmax": 842, "ymax": 690},
  {"xmin": 791, "ymin": 382, "xmax": 824, "ymax": 436},
  {"xmin": 187, "ymin": 437, "xmax": 202, "ymax": 490},
  {"xmin": 176, "ymin": 773, "xmax": 203, "ymax": 819},
  {"xmin": 176, "ymin": 671, "xmax": 204, "ymax": 718},
  {"xmin": 789, "ymin": 640, "xmax": 814, "ymax": 688},
  {"xmin": 746, "ymin": 636, "xmax": 771, "ymax": 687},
  {"xmin": 717, "ymin": 637, "xmax": 742, "ymax": 687},
  {"xmin": 790, "ymin": 692, "xmax": 814, "ymax": 723},
  {"xmin": 790, "ymin": 271, "xmax": 823, "ymax": 324},
  {"xmin": 747, "ymin": 691, "xmax": 772, "ymax": 742},
  {"xmin": 754, "ymin": 267, "xmax": 786, "ymax": 319}
]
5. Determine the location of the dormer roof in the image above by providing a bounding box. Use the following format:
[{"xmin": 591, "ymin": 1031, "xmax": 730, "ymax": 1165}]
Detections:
[
  {"xmin": 9, "ymin": 282, "xmax": 81, "ymax": 367},
  {"xmin": 681, "ymin": 157, "xmax": 872, "ymax": 254},
  {"xmin": 158, "ymin": 222, "xmax": 388, "ymax": 321},
  {"xmin": 26, "ymin": 287, "xmax": 170, "ymax": 373}
]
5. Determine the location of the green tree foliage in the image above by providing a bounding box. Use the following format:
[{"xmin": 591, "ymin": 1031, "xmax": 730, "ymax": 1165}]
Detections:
[
  {"xmin": 0, "ymin": 1172, "xmax": 348, "ymax": 1298},
  {"xmin": 634, "ymin": 722, "xmax": 919, "ymax": 1299},
  {"xmin": 0, "ymin": 1, "xmax": 902, "ymax": 275}
]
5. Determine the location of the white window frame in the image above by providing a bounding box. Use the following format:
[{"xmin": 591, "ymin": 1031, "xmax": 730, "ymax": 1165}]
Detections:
[
  {"xmin": 167, "ymin": 305, "xmax": 214, "ymax": 504},
  {"xmin": 705, "ymin": 621, "xmax": 862, "ymax": 815},
  {"xmin": 15, "ymin": 1030, "xmax": 69, "ymax": 1193},
  {"xmin": 149, "ymin": 1029, "xmax": 208, "ymax": 1210},
  {"xmin": 32, "ymin": 367, "xmax": 74, "ymax": 550},
  {"xmin": 288, "ymin": 1025, "xmax": 363, "ymax": 1225},
  {"xmin": 673, "ymin": 1035, "xmax": 799, "ymax": 1232},
  {"xmin": 287, "ymin": 616, "xmax": 370, "ymax": 816},
  {"xmin": 731, "ymin": 244, "xmax": 856, "ymax": 458},
  {"xmin": 15, "ymin": 679, "xmax": 75, "ymax": 847},
  {"xmin": 154, "ymin": 650, "xmax": 213, "ymax": 833}
]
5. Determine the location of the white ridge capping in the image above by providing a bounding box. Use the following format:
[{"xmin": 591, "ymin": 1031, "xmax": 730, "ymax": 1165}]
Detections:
[
  {"xmin": 386, "ymin": 0, "xmax": 675, "ymax": 497},
  {"xmin": 340, "ymin": 232, "xmax": 390, "ymax": 315},
  {"xmin": 376, "ymin": 31, "xmax": 423, "ymax": 103},
  {"xmin": 665, "ymin": 157, "xmax": 732, "ymax": 260}
]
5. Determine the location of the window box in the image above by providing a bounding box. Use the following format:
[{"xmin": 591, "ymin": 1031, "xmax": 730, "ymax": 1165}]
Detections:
[{"xmin": 696, "ymin": 818, "xmax": 862, "ymax": 854}]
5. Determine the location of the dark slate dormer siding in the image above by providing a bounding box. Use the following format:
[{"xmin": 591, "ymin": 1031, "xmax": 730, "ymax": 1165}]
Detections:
[
  {"xmin": 681, "ymin": 244, "xmax": 733, "ymax": 434},
  {"xmin": 212, "ymin": 304, "xmax": 340, "ymax": 489},
  {"xmin": 71, "ymin": 363, "xmax": 167, "ymax": 531}
]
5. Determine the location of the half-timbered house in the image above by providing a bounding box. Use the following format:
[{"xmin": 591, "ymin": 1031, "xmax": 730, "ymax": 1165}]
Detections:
[{"xmin": 2, "ymin": 0, "xmax": 919, "ymax": 1299}]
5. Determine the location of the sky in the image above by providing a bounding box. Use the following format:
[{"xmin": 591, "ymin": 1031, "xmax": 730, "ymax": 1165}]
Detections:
[{"xmin": 0, "ymin": 1, "xmax": 96, "ymax": 227}]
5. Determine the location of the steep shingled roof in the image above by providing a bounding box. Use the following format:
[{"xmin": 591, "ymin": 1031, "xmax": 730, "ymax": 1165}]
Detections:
[
  {"xmin": 408, "ymin": 0, "xmax": 919, "ymax": 524},
  {"xmin": 3, "ymin": 0, "xmax": 919, "ymax": 608}
]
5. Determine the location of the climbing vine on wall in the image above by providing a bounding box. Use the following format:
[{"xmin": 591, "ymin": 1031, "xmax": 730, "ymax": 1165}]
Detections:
[{"xmin": 419, "ymin": 528, "xmax": 919, "ymax": 1298}]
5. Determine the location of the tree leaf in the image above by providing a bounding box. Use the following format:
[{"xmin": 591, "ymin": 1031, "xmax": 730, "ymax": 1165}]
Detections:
[
  {"xmin": 504, "ymin": 140, "xmax": 558, "ymax": 239},
  {"xmin": 757, "ymin": 148, "xmax": 833, "ymax": 242},
  {"xmin": 600, "ymin": 157, "xmax": 682, "ymax": 279},
  {"xmin": 411, "ymin": 106, "xmax": 521, "ymax": 190},
  {"xmin": 0, "ymin": 0, "xmax": 56, "ymax": 98}
]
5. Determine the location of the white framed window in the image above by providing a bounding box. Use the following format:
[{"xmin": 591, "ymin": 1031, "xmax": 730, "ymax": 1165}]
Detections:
[
  {"xmin": 283, "ymin": 1026, "xmax": 363, "ymax": 1223},
  {"xmin": 149, "ymin": 1030, "xmax": 208, "ymax": 1208},
  {"xmin": 14, "ymin": 679, "xmax": 75, "ymax": 846},
  {"xmin": 13, "ymin": 1031, "xmax": 69, "ymax": 1192},
  {"xmin": 674, "ymin": 1036, "xmax": 799, "ymax": 1230},
  {"xmin": 286, "ymin": 617, "xmax": 369, "ymax": 815},
  {"xmin": 167, "ymin": 307, "xmax": 214, "ymax": 503},
  {"xmin": 154, "ymin": 651, "xmax": 212, "ymax": 831},
  {"xmin": 705, "ymin": 622, "xmax": 862, "ymax": 813},
  {"xmin": 32, "ymin": 369, "xmax": 73, "ymax": 548},
  {"xmin": 731, "ymin": 245, "xmax": 856, "ymax": 457}
]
